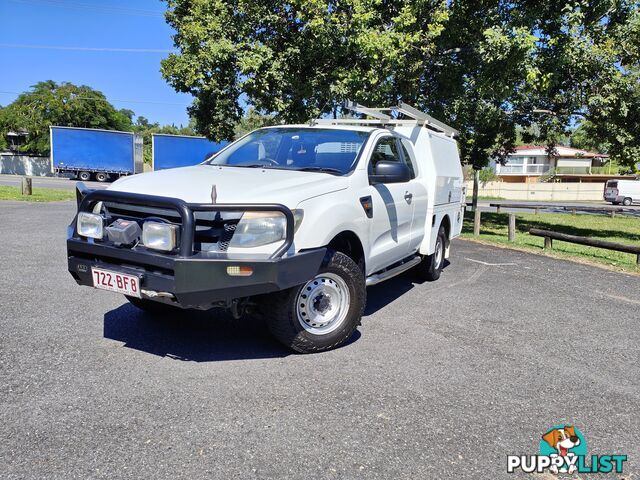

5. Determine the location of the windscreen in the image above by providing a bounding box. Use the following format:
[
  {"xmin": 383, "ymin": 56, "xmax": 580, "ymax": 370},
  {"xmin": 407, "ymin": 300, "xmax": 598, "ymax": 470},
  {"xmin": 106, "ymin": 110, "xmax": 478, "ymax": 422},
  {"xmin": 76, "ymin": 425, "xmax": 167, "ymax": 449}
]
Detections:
[
  {"xmin": 207, "ymin": 127, "xmax": 370, "ymax": 174},
  {"xmin": 606, "ymin": 181, "xmax": 618, "ymax": 188}
]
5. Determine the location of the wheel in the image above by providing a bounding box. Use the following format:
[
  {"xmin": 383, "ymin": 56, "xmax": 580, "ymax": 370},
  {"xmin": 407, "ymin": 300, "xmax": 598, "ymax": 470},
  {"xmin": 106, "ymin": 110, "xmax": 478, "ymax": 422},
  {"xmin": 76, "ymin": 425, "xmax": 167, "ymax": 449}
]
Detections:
[
  {"xmin": 95, "ymin": 172, "xmax": 109, "ymax": 182},
  {"xmin": 78, "ymin": 171, "xmax": 91, "ymax": 181},
  {"xmin": 622, "ymin": 197, "xmax": 632, "ymax": 206},
  {"xmin": 125, "ymin": 295, "xmax": 180, "ymax": 314},
  {"xmin": 612, "ymin": 201, "xmax": 620, "ymax": 205},
  {"xmin": 416, "ymin": 226, "xmax": 446, "ymax": 281},
  {"xmin": 260, "ymin": 251, "xmax": 365, "ymax": 353}
]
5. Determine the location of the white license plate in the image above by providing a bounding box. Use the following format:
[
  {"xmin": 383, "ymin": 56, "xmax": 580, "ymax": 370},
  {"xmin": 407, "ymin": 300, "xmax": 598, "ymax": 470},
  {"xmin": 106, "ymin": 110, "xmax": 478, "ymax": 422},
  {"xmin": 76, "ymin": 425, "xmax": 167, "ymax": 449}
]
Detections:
[{"xmin": 91, "ymin": 268, "xmax": 141, "ymax": 298}]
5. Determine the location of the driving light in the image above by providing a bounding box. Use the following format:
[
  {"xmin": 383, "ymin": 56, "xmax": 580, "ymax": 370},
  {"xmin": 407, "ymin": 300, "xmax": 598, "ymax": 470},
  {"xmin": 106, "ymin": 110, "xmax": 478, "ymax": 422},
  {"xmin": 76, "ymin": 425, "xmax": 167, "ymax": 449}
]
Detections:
[
  {"xmin": 142, "ymin": 222, "xmax": 179, "ymax": 252},
  {"xmin": 77, "ymin": 212, "xmax": 103, "ymax": 240}
]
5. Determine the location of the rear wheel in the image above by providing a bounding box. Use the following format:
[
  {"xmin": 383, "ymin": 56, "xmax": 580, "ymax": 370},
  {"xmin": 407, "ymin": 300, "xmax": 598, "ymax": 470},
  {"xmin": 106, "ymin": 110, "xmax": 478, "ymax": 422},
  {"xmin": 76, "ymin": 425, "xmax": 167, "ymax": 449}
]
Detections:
[
  {"xmin": 95, "ymin": 172, "xmax": 109, "ymax": 182},
  {"xmin": 623, "ymin": 197, "xmax": 632, "ymax": 206},
  {"xmin": 416, "ymin": 226, "xmax": 446, "ymax": 281},
  {"xmin": 612, "ymin": 201, "xmax": 620, "ymax": 205},
  {"xmin": 78, "ymin": 171, "xmax": 91, "ymax": 182},
  {"xmin": 260, "ymin": 250, "xmax": 365, "ymax": 353}
]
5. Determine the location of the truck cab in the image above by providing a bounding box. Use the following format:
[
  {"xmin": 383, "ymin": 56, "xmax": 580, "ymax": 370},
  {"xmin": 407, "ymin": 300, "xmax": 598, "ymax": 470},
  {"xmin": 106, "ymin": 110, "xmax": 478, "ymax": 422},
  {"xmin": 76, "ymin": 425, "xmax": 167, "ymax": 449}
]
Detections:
[{"xmin": 67, "ymin": 103, "xmax": 465, "ymax": 353}]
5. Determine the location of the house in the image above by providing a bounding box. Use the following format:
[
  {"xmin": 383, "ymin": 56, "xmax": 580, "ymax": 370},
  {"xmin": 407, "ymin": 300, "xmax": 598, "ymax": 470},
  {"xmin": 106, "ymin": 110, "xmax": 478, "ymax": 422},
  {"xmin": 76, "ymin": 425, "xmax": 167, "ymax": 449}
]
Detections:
[{"xmin": 493, "ymin": 145, "xmax": 622, "ymax": 183}]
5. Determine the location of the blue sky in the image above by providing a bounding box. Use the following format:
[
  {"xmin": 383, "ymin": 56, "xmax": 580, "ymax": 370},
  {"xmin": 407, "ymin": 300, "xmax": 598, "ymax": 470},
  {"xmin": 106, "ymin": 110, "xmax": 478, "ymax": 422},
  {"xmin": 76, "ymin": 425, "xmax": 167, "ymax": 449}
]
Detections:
[{"xmin": 0, "ymin": 0, "xmax": 192, "ymax": 126}]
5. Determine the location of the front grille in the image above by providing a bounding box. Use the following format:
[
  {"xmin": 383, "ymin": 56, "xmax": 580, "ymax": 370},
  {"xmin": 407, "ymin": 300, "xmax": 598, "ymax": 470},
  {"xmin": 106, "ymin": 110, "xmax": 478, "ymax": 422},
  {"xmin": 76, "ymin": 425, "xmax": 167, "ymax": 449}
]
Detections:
[{"xmin": 103, "ymin": 202, "xmax": 240, "ymax": 253}]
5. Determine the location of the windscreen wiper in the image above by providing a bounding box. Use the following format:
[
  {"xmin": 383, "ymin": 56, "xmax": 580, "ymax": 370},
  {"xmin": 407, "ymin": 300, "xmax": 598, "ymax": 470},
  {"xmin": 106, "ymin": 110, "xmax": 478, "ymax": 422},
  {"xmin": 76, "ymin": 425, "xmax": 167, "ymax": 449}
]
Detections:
[{"xmin": 296, "ymin": 166, "xmax": 343, "ymax": 175}]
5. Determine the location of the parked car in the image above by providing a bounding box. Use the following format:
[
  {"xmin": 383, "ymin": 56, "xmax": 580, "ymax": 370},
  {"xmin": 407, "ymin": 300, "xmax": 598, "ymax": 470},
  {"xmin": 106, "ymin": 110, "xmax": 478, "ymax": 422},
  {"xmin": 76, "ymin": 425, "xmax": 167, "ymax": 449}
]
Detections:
[
  {"xmin": 66, "ymin": 103, "xmax": 465, "ymax": 353},
  {"xmin": 604, "ymin": 179, "xmax": 640, "ymax": 205}
]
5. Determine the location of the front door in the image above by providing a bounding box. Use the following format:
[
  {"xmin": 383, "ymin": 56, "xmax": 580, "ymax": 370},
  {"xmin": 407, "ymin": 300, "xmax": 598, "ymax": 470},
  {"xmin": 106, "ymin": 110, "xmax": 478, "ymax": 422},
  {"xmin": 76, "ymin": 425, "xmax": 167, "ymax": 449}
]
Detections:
[{"xmin": 366, "ymin": 135, "xmax": 416, "ymax": 273}]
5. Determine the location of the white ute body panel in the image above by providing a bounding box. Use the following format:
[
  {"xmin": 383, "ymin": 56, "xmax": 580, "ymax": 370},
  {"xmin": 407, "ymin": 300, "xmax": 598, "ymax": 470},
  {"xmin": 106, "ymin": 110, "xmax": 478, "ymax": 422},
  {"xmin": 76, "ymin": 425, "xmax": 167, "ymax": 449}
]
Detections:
[{"xmin": 109, "ymin": 123, "xmax": 465, "ymax": 277}]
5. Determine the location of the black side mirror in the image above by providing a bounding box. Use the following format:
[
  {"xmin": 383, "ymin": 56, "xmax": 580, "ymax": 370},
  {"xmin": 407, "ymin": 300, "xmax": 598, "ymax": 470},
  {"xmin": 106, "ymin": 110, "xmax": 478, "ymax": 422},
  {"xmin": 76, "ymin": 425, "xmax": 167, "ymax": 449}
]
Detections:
[{"xmin": 369, "ymin": 161, "xmax": 411, "ymax": 184}]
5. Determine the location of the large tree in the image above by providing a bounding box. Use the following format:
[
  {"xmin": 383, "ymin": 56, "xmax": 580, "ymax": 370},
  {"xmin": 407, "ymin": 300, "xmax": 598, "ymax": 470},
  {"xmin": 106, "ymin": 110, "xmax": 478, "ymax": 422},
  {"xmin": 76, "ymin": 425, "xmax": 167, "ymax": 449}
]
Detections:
[
  {"xmin": 161, "ymin": 0, "xmax": 450, "ymax": 140},
  {"xmin": 161, "ymin": 0, "xmax": 640, "ymax": 197},
  {"xmin": 516, "ymin": 0, "xmax": 640, "ymax": 169},
  {"xmin": 0, "ymin": 81, "xmax": 133, "ymax": 155}
]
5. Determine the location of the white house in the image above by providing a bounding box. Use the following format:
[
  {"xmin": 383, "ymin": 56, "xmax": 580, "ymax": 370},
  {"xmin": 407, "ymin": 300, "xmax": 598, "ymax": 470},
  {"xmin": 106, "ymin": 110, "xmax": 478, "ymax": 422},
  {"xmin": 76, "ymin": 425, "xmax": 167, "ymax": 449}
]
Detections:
[{"xmin": 494, "ymin": 145, "xmax": 610, "ymax": 183}]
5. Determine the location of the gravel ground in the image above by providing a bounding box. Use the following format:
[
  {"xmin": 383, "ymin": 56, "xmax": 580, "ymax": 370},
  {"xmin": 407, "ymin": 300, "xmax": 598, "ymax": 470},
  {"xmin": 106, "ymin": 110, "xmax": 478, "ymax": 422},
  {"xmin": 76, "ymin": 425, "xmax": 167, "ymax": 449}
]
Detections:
[{"xmin": 1, "ymin": 200, "xmax": 638, "ymax": 479}]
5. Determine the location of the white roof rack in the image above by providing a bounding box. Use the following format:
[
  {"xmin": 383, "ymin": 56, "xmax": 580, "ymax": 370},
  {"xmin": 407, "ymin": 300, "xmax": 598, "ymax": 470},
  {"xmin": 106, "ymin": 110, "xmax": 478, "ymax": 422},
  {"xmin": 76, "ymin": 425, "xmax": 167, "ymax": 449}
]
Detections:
[{"xmin": 312, "ymin": 101, "xmax": 459, "ymax": 137}]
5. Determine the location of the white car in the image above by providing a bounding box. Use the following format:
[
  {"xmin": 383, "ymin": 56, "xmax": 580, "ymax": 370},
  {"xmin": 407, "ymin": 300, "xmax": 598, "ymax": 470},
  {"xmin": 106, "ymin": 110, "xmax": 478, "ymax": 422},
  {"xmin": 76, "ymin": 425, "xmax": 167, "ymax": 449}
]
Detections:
[
  {"xmin": 604, "ymin": 179, "xmax": 640, "ymax": 206},
  {"xmin": 67, "ymin": 104, "xmax": 465, "ymax": 353}
]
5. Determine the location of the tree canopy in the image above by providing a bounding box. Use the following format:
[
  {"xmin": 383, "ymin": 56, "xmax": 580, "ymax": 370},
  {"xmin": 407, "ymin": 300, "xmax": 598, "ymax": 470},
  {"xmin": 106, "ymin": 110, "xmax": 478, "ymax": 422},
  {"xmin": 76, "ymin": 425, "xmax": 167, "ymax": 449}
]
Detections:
[
  {"xmin": 161, "ymin": 0, "xmax": 640, "ymax": 171},
  {"xmin": 0, "ymin": 81, "xmax": 133, "ymax": 155}
]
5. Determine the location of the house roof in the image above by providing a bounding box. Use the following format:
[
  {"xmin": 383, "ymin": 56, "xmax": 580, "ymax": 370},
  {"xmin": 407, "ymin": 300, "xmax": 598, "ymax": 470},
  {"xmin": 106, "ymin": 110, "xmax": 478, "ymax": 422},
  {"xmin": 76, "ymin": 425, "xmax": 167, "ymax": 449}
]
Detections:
[{"xmin": 512, "ymin": 145, "xmax": 608, "ymax": 158}]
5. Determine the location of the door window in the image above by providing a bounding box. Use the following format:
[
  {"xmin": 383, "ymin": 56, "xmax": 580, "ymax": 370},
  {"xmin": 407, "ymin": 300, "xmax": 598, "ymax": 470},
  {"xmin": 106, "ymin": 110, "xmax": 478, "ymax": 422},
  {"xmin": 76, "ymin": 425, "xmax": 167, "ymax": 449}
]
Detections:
[
  {"xmin": 400, "ymin": 141, "xmax": 417, "ymax": 179},
  {"xmin": 369, "ymin": 136, "xmax": 402, "ymax": 175}
]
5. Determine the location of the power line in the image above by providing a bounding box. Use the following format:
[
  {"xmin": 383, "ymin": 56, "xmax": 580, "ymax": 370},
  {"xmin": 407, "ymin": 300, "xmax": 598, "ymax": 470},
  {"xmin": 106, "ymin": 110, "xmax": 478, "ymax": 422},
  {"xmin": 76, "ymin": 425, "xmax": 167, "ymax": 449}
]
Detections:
[
  {"xmin": 0, "ymin": 44, "xmax": 175, "ymax": 53},
  {"xmin": 0, "ymin": 91, "xmax": 190, "ymax": 107},
  {"xmin": 7, "ymin": 0, "xmax": 165, "ymax": 18}
]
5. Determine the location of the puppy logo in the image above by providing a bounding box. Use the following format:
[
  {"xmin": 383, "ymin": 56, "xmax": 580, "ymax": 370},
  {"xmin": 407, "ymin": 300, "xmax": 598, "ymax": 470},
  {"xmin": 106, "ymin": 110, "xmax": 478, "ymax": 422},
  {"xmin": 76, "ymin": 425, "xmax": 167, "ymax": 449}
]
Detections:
[{"xmin": 541, "ymin": 425, "xmax": 585, "ymax": 474}]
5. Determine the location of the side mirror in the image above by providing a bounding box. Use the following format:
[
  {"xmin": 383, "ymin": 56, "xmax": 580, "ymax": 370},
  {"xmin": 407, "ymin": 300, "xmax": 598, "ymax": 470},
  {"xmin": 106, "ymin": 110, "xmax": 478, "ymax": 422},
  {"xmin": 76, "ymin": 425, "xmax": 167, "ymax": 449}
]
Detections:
[{"xmin": 369, "ymin": 161, "xmax": 411, "ymax": 184}]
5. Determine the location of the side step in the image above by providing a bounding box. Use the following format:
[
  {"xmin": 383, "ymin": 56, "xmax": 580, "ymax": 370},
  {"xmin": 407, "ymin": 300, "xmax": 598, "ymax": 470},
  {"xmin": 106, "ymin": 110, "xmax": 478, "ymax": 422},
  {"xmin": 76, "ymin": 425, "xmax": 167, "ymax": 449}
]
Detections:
[{"xmin": 365, "ymin": 255, "xmax": 422, "ymax": 287}]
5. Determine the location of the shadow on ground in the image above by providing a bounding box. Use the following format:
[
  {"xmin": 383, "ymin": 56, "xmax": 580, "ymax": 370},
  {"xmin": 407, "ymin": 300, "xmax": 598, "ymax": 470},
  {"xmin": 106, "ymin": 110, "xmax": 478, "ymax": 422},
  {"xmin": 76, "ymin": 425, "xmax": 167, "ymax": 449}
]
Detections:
[
  {"xmin": 104, "ymin": 302, "xmax": 362, "ymax": 361},
  {"xmin": 103, "ymin": 262, "xmax": 440, "ymax": 360},
  {"xmin": 104, "ymin": 303, "xmax": 291, "ymax": 362}
]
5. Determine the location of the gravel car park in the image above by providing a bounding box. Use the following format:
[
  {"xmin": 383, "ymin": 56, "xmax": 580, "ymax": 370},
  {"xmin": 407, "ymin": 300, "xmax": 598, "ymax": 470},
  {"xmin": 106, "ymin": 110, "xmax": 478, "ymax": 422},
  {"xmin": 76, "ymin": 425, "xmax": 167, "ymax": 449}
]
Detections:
[{"xmin": 1, "ymin": 200, "xmax": 639, "ymax": 479}]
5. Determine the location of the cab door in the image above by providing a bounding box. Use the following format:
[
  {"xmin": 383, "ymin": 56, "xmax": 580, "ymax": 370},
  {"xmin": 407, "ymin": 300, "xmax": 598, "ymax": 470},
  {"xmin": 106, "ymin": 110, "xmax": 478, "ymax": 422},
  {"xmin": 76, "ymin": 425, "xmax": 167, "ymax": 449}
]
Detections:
[{"xmin": 366, "ymin": 135, "xmax": 416, "ymax": 273}]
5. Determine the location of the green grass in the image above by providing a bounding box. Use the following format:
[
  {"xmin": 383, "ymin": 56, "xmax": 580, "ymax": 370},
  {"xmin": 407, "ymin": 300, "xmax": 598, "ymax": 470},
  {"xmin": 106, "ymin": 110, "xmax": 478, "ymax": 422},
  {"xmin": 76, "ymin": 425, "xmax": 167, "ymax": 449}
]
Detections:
[
  {"xmin": 476, "ymin": 195, "xmax": 506, "ymax": 201},
  {"xmin": 0, "ymin": 185, "xmax": 75, "ymax": 202},
  {"xmin": 462, "ymin": 210, "xmax": 640, "ymax": 273}
]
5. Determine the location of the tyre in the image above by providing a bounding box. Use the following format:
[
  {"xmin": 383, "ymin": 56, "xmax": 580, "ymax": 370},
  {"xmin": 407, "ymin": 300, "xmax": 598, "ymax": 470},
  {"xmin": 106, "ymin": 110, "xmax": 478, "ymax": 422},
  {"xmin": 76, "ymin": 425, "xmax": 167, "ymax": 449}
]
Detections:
[
  {"xmin": 95, "ymin": 172, "xmax": 109, "ymax": 182},
  {"xmin": 623, "ymin": 197, "xmax": 632, "ymax": 206},
  {"xmin": 78, "ymin": 171, "xmax": 91, "ymax": 181},
  {"xmin": 260, "ymin": 250, "xmax": 365, "ymax": 353},
  {"xmin": 612, "ymin": 201, "xmax": 620, "ymax": 205},
  {"xmin": 416, "ymin": 226, "xmax": 446, "ymax": 281},
  {"xmin": 125, "ymin": 295, "xmax": 180, "ymax": 315}
]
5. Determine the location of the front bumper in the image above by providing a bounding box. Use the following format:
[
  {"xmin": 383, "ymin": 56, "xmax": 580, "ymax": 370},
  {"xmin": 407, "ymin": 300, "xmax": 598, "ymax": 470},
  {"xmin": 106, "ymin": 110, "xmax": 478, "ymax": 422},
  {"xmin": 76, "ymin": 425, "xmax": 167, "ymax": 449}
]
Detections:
[
  {"xmin": 68, "ymin": 240, "xmax": 326, "ymax": 309},
  {"xmin": 67, "ymin": 186, "xmax": 325, "ymax": 309}
]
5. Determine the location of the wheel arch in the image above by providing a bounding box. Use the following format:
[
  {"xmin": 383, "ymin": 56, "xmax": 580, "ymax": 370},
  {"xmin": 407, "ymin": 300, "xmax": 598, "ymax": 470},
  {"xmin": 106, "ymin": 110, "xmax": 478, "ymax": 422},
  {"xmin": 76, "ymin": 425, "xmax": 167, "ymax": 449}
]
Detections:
[{"xmin": 326, "ymin": 230, "xmax": 365, "ymax": 273}]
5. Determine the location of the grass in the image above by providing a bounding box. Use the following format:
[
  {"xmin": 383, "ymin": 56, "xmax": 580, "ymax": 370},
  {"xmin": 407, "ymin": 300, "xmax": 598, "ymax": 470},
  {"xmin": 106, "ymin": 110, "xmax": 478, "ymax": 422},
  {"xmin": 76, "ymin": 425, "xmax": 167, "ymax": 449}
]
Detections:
[
  {"xmin": 0, "ymin": 185, "xmax": 75, "ymax": 202},
  {"xmin": 462, "ymin": 210, "xmax": 640, "ymax": 273}
]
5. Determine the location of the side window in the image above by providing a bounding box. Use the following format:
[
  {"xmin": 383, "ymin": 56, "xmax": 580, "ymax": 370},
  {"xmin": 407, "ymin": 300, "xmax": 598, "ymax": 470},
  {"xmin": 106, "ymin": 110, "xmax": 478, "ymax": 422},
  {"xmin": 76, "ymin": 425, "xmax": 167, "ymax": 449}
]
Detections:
[
  {"xmin": 400, "ymin": 141, "xmax": 416, "ymax": 179},
  {"xmin": 369, "ymin": 136, "xmax": 402, "ymax": 174}
]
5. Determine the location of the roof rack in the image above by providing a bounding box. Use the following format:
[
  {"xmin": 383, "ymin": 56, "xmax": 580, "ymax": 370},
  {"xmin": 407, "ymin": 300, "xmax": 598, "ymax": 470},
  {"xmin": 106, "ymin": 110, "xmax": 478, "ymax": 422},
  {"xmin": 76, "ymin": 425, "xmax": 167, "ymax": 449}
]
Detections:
[{"xmin": 312, "ymin": 101, "xmax": 459, "ymax": 137}]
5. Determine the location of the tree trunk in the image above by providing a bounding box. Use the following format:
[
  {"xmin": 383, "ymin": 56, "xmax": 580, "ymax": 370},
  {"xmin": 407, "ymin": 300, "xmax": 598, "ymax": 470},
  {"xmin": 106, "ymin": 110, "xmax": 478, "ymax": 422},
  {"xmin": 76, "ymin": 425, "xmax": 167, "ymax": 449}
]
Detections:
[{"xmin": 472, "ymin": 168, "xmax": 479, "ymax": 211}]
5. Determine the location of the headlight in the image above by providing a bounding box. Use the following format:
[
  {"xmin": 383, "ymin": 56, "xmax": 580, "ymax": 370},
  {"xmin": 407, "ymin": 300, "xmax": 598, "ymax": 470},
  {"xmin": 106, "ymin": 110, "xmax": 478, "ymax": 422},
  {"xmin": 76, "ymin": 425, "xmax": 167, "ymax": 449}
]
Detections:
[
  {"xmin": 229, "ymin": 209, "xmax": 303, "ymax": 248},
  {"xmin": 142, "ymin": 222, "xmax": 179, "ymax": 252},
  {"xmin": 77, "ymin": 212, "xmax": 103, "ymax": 239}
]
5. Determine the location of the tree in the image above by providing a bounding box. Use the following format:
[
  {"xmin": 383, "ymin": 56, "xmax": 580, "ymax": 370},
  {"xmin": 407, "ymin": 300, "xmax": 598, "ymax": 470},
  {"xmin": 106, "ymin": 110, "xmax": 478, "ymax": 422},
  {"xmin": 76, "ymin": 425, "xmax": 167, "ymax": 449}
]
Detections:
[
  {"xmin": 516, "ymin": 1, "xmax": 640, "ymax": 169},
  {"xmin": 0, "ymin": 81, "xmax": 132, "ymax": 155},
  {"xmin": 161, "ymin": 0, "xmax": 640, "ymax": 206},
  {"xmin": 161, "ymin": 0, "xmax": 450, "ymax": 140}
]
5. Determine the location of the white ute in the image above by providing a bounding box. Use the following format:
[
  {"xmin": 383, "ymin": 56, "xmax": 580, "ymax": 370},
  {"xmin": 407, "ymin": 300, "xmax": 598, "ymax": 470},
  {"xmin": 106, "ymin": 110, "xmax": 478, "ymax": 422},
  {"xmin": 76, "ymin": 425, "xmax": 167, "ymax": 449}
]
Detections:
[{"xmin": 67, "ymin": 103, "xmax": 465, "ymax": 353}]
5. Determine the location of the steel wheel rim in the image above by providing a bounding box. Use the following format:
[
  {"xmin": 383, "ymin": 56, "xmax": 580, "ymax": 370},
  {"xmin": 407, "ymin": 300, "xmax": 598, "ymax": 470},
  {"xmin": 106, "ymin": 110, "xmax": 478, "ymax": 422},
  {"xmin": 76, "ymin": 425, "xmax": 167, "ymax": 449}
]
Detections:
[
  {"xmin": 434, "ymin": 236, "xmax": 444, "ymax": 270},
  {"xmin": 296, "ymin": 272, "xmax": 350, "ymax": 335}
]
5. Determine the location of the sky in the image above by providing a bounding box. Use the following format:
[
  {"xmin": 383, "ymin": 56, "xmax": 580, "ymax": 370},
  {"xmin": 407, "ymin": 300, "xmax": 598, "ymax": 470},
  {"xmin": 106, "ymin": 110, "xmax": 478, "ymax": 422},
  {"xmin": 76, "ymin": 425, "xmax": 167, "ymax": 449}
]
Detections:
[{"xmin": 0, "ymin": 0, "xmax": 192, "ymax": 126}]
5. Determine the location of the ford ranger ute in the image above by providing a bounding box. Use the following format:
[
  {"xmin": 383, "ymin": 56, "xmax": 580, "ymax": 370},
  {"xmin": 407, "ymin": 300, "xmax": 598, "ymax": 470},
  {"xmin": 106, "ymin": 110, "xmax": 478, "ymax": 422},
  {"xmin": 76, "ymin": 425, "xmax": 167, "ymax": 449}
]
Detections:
[{"xmin": 67, "ymin": 103, "xmax": 465, "ymax": 353}]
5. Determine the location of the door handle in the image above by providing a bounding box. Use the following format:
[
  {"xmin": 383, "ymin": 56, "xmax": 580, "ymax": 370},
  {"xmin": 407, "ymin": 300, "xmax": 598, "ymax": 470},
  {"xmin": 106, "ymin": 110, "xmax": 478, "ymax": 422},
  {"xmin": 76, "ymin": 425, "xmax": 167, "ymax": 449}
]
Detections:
[{"xmin": 404, "ymin": 192, "xmax": 413, "ymax": 202}]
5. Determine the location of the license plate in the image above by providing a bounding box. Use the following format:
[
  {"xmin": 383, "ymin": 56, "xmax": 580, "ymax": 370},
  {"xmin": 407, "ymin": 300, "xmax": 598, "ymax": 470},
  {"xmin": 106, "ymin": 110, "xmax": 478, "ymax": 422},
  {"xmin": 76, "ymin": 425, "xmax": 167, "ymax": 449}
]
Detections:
[{"xmin": 91, "ymin": 267, "xmax": 141, "ymax": 298}]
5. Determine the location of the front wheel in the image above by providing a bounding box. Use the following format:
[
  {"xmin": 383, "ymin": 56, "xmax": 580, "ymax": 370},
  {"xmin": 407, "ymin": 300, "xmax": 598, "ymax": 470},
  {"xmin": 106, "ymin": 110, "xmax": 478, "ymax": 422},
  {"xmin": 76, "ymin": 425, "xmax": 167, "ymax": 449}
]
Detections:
[
  {"xmin": 416, "ymin": 226, "xmax": 446, "ymax": 281},
  {"xmin": 260, "ymin": 251, "xmax": 365, "ymax": 353}
]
